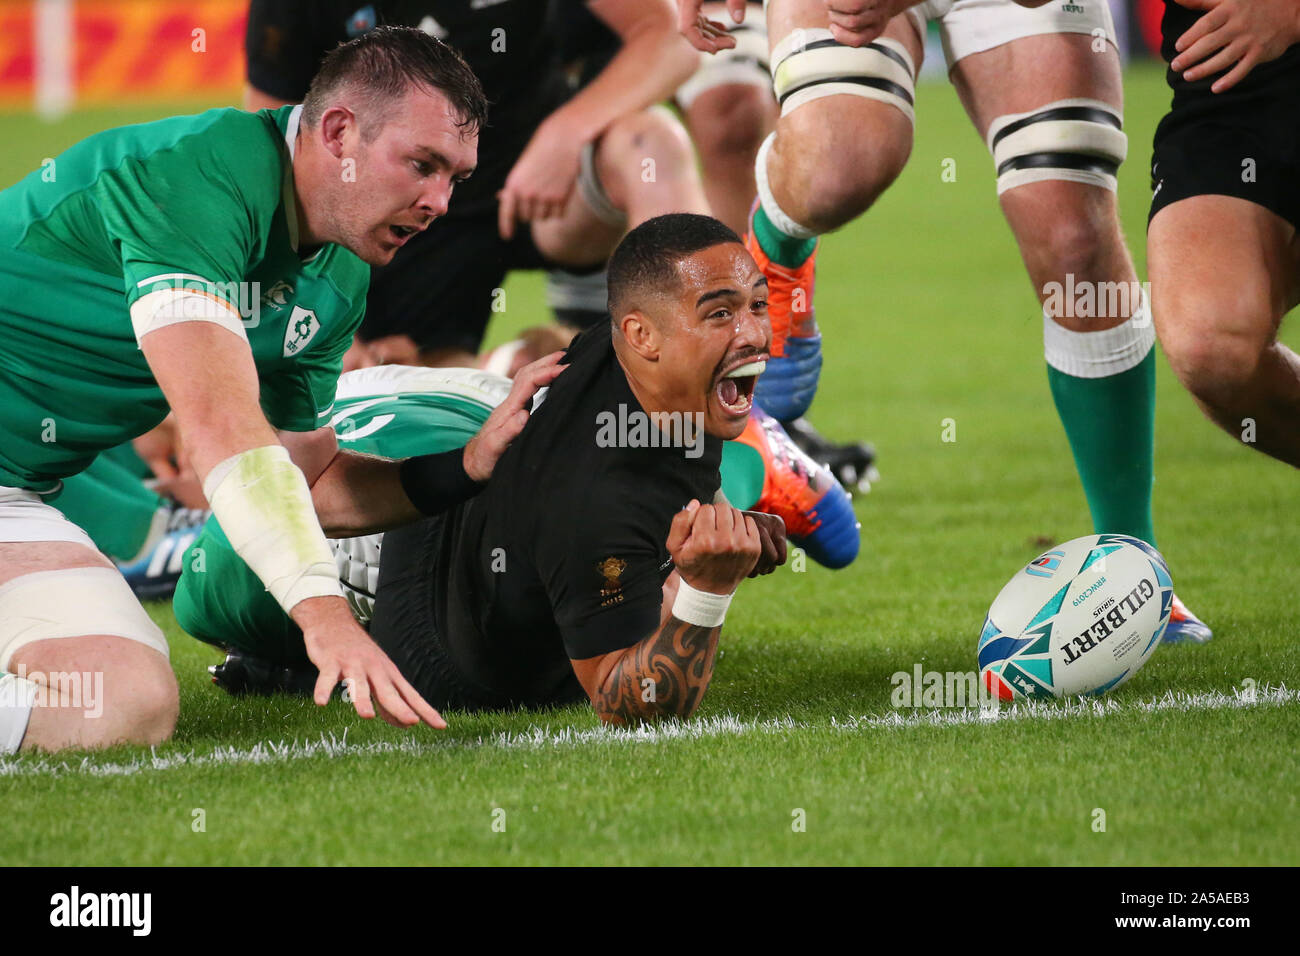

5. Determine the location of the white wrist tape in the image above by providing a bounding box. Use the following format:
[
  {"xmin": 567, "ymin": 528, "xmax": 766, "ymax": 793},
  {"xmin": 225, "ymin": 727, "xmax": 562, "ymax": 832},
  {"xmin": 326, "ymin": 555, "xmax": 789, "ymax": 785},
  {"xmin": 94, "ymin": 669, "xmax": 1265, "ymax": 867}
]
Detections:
[
  {"xmin": 202, "ymin": 445, "xmax": 342, "ymax": 614},
  {"xmin": 671, "ymin": 578, "xmax": 734, "ymax": 628}
]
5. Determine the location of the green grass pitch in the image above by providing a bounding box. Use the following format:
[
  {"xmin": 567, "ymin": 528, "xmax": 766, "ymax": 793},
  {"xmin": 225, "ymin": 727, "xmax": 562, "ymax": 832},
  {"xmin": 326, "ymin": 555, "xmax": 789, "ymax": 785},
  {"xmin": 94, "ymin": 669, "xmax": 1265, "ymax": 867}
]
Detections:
[{"xmin": 1, "ymin": 63, "xmax": 1297, "ymax": 865}]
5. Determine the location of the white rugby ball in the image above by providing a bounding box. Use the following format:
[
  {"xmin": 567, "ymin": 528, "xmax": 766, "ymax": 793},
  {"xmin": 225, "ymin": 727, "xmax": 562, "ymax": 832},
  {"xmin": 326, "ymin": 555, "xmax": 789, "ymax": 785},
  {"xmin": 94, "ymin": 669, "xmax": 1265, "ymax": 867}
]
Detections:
[{"xmin": 978, "ymin": 534, "xmax": 1173, "ymax": 700}]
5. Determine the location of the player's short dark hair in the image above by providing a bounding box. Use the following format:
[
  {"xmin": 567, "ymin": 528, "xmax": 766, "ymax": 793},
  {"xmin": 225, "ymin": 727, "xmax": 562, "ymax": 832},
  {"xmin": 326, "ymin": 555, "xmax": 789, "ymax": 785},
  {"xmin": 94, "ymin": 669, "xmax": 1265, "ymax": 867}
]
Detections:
[
  {"xmin": 607, "ymin": 214, "xmax": 743, "ymax": 322},
  {"xmin": 302, "ymin": 26, "xmax": 488, "ymax": 140}
]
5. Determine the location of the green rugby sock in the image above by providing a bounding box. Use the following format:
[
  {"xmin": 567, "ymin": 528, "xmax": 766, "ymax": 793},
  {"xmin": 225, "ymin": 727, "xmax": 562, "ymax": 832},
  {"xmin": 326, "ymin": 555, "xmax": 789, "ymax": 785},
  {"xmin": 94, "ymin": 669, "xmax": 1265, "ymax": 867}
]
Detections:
[
  {"xmin": 1046, "ymin": 322, "xmax": 1157, "ymax": 546},
  {"xmin": 752, "ymin": 203, "xmax": 816, "ymax": 269}
]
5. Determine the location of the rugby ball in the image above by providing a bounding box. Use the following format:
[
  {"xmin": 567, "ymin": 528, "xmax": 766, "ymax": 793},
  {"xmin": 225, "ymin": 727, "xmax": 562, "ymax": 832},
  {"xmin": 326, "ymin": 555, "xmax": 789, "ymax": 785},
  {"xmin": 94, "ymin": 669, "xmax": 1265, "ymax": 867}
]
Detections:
[{"xmin": 978, "ymin": 534, "xmax": 1173, "ymax": 700}]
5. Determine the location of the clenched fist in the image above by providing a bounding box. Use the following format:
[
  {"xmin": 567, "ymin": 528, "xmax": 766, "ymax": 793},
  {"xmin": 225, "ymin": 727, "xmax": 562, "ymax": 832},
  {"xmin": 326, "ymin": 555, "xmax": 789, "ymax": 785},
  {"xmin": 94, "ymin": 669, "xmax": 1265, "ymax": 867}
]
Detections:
[{"xmin": 667, "ymin": 499, "xmax": 763, "ymax": 595}]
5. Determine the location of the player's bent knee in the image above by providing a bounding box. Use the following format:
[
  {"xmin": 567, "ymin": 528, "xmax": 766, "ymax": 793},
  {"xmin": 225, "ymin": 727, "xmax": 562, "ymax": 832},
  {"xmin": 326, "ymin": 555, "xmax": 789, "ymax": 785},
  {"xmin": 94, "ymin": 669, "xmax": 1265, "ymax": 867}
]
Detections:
[
  {"xmin": 103, "ymin": 648, "xmax": 179, "ymax": 746},
  {"xmin": 1019, "ymin": 201, "xmax": 1114, "ymax": 279},
  {"xmin": 1156, "ymin": 283, "xmax": 1274, "ymax": 401},
  {"xmin": 771, "ymin": 101, "xmax": 910, "ymax": 228},
  {"xmin": 598, "ymin": 107, "xmax": 696, "ymax": 191},
  {"xmin": 1163, "ymin": 326, "xmax": 1267, "ymax": 405},
  {"xmin": 688, "ymin": 85, "xmax": 773, "ymax": 160},
  {"xmin": 1, "ymin": 567, "xmax": 176, "ymax": 748},
  {"xmin": 765, "ymin": 27, "xmax": 916, "ymax": 229}
]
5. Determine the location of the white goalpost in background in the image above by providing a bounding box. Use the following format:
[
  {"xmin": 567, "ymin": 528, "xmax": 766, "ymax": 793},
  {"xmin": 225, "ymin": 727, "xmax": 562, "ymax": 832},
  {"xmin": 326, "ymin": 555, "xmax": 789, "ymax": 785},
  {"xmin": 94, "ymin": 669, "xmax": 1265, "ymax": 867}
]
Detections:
[{"xmin": 34, "ymin": 0, "xmax": 74, "ymax": 120}]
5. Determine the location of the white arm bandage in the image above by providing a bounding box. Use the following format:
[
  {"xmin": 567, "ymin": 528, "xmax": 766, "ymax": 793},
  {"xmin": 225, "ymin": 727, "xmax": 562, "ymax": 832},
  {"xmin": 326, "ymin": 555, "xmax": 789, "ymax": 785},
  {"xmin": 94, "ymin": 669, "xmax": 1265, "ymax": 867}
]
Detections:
[
  {"xmin": 202, "ymin": 445, "xmax": 342, "ymax": 614},
  {"xmin": 671, "ymin": 578, "xmax": 734, "ymax": 629},
  {"xmin": 130, "ymin": 287, "xmax": 249, "ymax": 344}
]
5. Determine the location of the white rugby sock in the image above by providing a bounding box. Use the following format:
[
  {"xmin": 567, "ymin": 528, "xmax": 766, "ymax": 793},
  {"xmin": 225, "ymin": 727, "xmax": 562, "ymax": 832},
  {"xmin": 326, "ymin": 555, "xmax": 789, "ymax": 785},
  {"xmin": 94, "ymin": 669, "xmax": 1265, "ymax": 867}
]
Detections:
[
  {"xmin": 754, "ymin": 133, "xmax": 818, "ymax": 240},
  {"xmin": 1043, "ymin": 293, "xmax": 1155, "ymax": 379},
  {"xmin": 0, "ymin": 672, "xmax": 38, "ymax": 754}
]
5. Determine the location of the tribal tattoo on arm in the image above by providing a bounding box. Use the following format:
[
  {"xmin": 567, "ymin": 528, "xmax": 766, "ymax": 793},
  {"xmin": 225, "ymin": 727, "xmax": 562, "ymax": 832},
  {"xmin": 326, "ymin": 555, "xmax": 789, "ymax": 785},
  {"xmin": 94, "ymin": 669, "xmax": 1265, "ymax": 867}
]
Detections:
[{"xmin": 591, "ymin": 616, "xmax": 721, "ymax": 725}]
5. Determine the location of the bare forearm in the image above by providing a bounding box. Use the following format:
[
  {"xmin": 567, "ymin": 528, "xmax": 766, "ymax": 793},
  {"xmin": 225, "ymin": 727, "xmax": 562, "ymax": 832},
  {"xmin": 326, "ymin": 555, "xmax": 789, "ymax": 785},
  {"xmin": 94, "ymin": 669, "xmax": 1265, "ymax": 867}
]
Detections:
[
  {"xmin": 591, "ymin": 615, "xmax": 721, "ymax": 724},
  {"xmin": 312, "ymin": 445, "xmax": 491, "ymax": 536},
  {"xmin": 555, "ymin": 23, "xmax": 698, "ymax": 143},
  {"xmin": 311, "ymin": 450, "xmax": 421, "ymax": 537}
]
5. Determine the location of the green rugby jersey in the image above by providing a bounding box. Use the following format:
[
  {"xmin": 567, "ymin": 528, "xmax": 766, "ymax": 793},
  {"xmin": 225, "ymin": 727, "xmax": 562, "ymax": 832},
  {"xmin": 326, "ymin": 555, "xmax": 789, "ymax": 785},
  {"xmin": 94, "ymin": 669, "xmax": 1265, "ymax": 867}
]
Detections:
[
  {"xmin": 326, "ymin": 364, "xmax": 508, "ymax": 459},
  {"xmin": 0, "ymin": 104, "xmax": 369, "ymax": 492}
]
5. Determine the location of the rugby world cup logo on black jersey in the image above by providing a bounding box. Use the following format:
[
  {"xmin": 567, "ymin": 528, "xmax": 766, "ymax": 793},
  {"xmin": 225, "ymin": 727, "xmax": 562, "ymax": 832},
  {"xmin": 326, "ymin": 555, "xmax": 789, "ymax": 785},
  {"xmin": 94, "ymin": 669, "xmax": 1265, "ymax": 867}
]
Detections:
[
  {"xmin": 598, "ymin": 556, "xmax": 627, "ymax": 607},
  {"xmin": 594, "ymin": 404, "xmax": 706, "ymax": 459}
]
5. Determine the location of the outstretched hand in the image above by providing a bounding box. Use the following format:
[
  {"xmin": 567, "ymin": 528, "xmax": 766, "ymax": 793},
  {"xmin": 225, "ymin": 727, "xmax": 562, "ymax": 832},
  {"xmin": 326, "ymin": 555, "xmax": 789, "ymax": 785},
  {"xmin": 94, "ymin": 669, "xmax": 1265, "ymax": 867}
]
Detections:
[
  {"xmin": 1172, "ymin": 0, "xmax": 1300, "ymax": 92},
  {"xmin": 677, "ymin": 0, "xmax": 748, "ymax": 53},
  {"xmin": 295, "ymin": 596, "xmax": 446, "ymax": 730}
]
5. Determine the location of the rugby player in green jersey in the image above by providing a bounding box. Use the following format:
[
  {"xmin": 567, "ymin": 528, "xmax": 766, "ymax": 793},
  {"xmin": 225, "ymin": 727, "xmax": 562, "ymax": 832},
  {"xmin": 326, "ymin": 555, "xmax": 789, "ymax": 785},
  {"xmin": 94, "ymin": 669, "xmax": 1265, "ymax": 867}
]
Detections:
[{"xmin": 0, "ymin": 28, "xmax": 560, "ymax": 753}]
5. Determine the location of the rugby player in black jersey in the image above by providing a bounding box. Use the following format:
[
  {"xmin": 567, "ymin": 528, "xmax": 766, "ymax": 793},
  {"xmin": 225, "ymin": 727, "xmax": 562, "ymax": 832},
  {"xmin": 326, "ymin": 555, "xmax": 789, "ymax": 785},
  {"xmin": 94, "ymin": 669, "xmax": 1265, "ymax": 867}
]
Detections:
[
  {"xmin": 364, "ymin": 214, "xmax": 784, "ymax": 721},
  {"xmin": 1148, "ymin": 0, "xmax": 1300, "ymax": 466}
]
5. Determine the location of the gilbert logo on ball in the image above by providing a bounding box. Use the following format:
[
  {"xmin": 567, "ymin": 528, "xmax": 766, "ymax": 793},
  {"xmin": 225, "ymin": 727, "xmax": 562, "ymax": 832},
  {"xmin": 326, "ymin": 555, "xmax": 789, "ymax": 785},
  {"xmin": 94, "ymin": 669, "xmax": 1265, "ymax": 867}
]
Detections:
[{"xmin": 978, "ymin": 535, "xmax": 1174, "ymax": 701}]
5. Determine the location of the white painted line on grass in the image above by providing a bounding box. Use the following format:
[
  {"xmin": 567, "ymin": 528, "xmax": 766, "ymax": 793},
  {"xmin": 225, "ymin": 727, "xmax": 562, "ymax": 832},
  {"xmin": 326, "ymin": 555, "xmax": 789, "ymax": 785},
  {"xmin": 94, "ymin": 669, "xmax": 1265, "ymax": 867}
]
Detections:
[{"xmin": 0, "ymin": 685, "xmax": 1293, "ymax": 778}]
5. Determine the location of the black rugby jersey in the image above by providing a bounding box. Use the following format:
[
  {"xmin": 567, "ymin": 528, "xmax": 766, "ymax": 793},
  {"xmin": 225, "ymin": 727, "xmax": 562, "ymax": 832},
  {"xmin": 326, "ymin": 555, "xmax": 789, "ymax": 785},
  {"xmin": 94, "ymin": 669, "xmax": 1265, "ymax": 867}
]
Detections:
[{"xmin": 372, "ymin": 321, "xmax": 723, "ymax": 707}]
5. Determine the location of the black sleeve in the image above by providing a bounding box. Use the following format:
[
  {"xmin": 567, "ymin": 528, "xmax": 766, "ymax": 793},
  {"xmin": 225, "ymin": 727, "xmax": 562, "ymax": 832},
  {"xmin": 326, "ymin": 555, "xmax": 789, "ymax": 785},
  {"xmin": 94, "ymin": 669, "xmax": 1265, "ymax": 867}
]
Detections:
[
  {"xmin": 245, "ymin": 0, "xmax": 335, "ymax": 102},
  {"xmin": 399, "ymin": 449, "xmax": 484, "ymax": 517},
  {"xmin": 538, "ymin": 494, "xmax": 667, "ymax": 661}
]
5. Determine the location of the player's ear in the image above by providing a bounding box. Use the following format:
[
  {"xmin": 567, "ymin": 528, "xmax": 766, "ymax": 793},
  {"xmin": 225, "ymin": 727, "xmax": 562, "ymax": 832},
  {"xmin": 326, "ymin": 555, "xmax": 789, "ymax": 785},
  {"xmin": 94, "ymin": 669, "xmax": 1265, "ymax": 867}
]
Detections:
[
  {"xmin": 317, "ymin": 106, "xmax": 356, "ymax": 160},
  {"xmin": 620, "ymin": 310, "xmax": 660, "ymax": 361}
]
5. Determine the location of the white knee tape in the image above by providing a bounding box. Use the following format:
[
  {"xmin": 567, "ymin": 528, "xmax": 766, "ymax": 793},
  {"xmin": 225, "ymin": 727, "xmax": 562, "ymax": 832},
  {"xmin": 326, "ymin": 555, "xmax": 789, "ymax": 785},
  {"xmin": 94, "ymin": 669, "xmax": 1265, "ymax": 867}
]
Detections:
[
  {"xmin": 771, "ymin": 27, "xmax": 916, "ymax": 124},
  {"xmin": 0, "ymin": 567, "xmax": 169, "ymax": 671},
  {"xmin": 676, "ymin": 19, "xmax": 771, "ymax": 109},
  {"xmin": 576, "ymin": 138, "xmax": 628, "ymax": 230},
  {"xmin": 987, "ymin": 98, "xmax": 1127, "ymax": 195},
  {"xmin": 1044, "ymin": 291, "xmax": 1155, "ymax": 379}
]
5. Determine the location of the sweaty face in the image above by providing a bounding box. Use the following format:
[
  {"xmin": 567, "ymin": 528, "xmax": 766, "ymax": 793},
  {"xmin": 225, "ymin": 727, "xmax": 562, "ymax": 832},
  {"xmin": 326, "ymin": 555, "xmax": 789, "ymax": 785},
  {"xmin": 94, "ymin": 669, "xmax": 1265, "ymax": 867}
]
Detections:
[
  {"xmin": 325, "ymin": 87, "xmax": 477, "ymax": 266},
  {"xmin": 653, "ymin": 243, "xmax": 770, "ymax": 441}
]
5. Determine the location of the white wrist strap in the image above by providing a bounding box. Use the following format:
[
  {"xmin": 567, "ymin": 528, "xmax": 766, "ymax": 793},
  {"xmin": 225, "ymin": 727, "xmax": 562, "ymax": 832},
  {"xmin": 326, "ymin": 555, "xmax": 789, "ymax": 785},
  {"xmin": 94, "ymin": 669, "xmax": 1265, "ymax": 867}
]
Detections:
[{"xmin": 671, "ymin": 578, "xmax": 734, "ymax": 628}]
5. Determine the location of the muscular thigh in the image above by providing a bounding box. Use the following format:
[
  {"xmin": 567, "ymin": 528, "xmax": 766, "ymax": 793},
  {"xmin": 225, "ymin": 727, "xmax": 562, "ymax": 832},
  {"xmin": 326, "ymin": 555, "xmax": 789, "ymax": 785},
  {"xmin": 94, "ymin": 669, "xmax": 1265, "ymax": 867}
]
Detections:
[
  {"xmin": 948, "ymin": 29, "xmax": 1131, "ymax": 305},
  {"xmin": 950, "ymin": 31, "xmax": 1121, "ymax": 146},
  {"xmin": 0, "ymin": 541, "xmax": 113, "ymax": 586},
  {"xmin": 1149, "ymin": 195, "xmax": 1299, "ymax": 347}
]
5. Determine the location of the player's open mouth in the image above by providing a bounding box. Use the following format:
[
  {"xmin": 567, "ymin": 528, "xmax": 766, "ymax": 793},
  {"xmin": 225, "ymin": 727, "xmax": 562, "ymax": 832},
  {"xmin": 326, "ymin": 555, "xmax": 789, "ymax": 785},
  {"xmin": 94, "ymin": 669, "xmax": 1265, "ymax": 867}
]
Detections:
[
  {"xmin": 389, "ymin": 224, "xmax": 419, "ymax": 244},
  {"xmin": 715, "ymin": 359, "xmax": 766, "ymax": 418}
]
